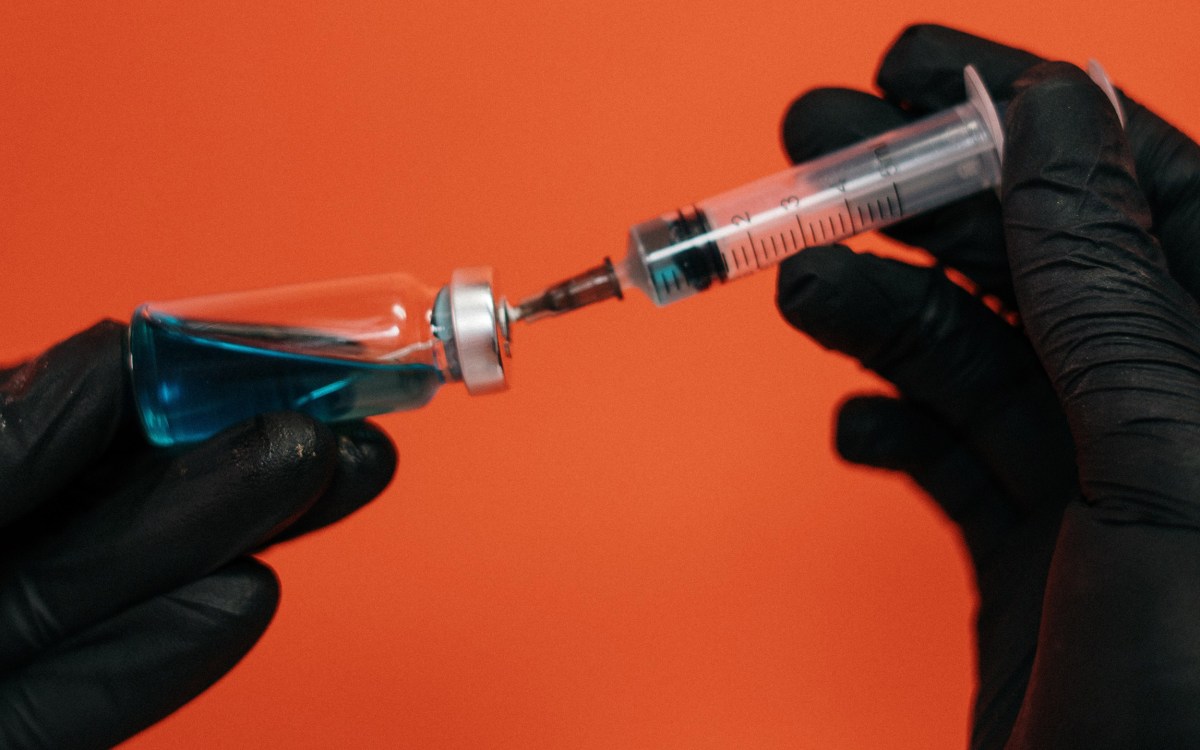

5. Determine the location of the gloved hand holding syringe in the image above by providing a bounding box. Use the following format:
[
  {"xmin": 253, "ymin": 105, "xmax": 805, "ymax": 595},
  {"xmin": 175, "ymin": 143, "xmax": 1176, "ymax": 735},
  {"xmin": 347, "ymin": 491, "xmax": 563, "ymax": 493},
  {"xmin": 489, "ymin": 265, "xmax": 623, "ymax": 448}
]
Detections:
[
  {"xmin": 128, "ymin": 64, "xmax": 1123, "ymax": 447},
  {"xmin": 508, "ymin": 63, "xmax": 1123, "ymax": 323}
]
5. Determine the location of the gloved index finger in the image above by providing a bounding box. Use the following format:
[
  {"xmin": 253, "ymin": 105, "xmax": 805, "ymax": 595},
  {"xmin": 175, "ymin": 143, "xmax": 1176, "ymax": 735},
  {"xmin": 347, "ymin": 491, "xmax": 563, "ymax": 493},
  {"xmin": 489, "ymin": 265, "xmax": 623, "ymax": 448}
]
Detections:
[
  {"xmin": 875, "ymin": 24, "xmax": 1042, "ymax": 113},
  {"xmin": 258, "ymin": 419, "xmax": 397, "ymax": 548}
]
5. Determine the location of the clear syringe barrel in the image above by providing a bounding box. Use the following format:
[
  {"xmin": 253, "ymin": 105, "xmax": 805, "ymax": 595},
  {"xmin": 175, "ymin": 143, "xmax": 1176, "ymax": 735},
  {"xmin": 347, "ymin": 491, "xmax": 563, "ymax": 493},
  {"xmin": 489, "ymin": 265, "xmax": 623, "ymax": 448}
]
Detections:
[
  {"xmin": 618, "ymin": 96, "xmax": 1000, "ymax": 306},
  {"xmin": 511, "ymin": 65, "xmax": 1122, "ymax": 323}
]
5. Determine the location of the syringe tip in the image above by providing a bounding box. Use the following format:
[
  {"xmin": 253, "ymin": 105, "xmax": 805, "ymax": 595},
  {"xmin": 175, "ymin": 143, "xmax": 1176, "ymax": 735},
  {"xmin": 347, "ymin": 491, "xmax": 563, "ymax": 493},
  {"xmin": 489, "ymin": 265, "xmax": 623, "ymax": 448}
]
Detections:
[{"xmin": 511, "ymin": 258, "xmax": 623, "ymax": 324}]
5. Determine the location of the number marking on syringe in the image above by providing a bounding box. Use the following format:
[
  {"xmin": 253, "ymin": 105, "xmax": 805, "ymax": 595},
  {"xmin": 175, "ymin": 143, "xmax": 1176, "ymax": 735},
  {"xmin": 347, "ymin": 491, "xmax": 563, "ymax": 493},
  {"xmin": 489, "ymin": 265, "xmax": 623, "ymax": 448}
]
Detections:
[{"xmin": 721, "ymin": 183, "xmax": 906, "ymax": 277}]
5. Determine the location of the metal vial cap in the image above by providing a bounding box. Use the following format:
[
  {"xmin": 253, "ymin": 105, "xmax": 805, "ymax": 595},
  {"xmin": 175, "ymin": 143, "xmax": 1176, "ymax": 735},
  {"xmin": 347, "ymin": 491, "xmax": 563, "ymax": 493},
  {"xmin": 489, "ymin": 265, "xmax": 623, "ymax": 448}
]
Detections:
[{"xmin": 448, "ymin": 267, "xmax": 509, "ymax": 395}]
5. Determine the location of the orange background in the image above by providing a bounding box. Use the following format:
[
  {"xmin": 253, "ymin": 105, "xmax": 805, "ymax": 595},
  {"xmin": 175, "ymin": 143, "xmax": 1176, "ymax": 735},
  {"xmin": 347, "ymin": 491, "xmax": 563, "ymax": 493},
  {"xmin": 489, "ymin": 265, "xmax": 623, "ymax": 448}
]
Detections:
[{"xmin": 3, "ymin": 2, "xmax": 1198, "ymax": 748}]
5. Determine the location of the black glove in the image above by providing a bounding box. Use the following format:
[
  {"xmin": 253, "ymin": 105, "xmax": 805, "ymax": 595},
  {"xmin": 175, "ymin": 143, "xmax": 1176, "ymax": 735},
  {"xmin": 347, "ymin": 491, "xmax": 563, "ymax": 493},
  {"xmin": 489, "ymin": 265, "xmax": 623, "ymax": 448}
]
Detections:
[
  {"xmin": 0, "ymin": 320, "xmax": 397, "ymax": 749},
  {"xmin": 775, "ymin": 25, "xmax": 1200, "ymax": 749}
]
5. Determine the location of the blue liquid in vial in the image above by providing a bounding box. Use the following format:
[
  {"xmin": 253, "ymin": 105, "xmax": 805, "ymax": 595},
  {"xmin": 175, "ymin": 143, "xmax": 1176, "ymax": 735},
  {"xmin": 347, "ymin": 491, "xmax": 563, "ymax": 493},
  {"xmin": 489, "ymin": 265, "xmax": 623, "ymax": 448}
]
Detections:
[{"xmin": 130, "ymin": 312, "xmax": 443, "ymax": 447}]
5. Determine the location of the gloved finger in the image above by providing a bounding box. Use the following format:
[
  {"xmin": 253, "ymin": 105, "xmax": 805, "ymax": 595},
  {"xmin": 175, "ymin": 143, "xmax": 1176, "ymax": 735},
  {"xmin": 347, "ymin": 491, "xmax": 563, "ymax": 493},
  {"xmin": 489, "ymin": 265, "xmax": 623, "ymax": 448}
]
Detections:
[
  {"xmin": 262, "ymin": 419, "xmax": 397, "ymax": 547},
  {"xmin": 877, "ymin": 24, "xmax": 1200, "ymax": 304},
  {"xmin": 836, "ymin": 395, "xmax": 1016, "ymax": 563},
  {"xmin": 0, "ymin": 558, "xmax": 278, "ymax": 750},
  {"xmin": 53, "ymin": 413, "xmax": 396, "ymax": 545},
  {"xmin": 777, "ymin": 245, "xmax": 1077, "ymax": 514},
  {"xmin": 0, "ymin": 321, "xmax": 131, "ymax": 527},
  {"xmin": 0, "ymin": 411, "xmax": 334, "ymax": 672},
  {"xmin": 875, "ymin": 24, "xmax": 1041, "ymax": 113},
  {"xmin": 1124, "ymin": 97, "xmax": 1200, "ymax": 299},
  {"xmin": 781, "ymin": 88, "xmax": 1011, "ymax": 300},
  {"xmin": 1002, "ymin": 63, "xmax": 1200, "ymax": 524}
]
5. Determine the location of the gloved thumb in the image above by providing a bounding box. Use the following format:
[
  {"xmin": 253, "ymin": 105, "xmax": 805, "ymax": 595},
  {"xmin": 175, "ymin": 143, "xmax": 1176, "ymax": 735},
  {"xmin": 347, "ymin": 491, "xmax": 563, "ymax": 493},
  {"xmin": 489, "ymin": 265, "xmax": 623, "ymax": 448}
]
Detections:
[{"xmin": 1002, "ymin": 62, "xmax": 1200, "ymax": 524}]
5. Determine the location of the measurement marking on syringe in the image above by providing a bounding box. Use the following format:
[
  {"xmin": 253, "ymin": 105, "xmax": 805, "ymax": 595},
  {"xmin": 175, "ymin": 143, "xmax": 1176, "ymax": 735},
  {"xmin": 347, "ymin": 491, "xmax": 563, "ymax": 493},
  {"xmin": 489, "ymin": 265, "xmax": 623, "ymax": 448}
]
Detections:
[{"xmin": 718, "ymin": 189, "xmax": 914, "ymax": 278}]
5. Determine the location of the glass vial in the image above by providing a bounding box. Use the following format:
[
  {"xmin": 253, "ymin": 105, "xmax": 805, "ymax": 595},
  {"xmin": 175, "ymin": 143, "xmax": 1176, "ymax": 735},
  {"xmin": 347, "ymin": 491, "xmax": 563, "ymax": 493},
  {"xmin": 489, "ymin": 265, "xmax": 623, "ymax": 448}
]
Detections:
[{"xmin": 128, "ymin": 267, "xmax": 510, "ymax": 447}]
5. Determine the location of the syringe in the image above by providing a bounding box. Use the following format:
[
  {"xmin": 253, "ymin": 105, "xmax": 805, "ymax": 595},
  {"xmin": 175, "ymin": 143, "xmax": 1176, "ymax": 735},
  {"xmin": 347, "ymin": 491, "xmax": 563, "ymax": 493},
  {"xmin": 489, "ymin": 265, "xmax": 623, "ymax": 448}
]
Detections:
[{"xmin": 508, "ymin": 64, "xmax": 1124, "ymax": 323}]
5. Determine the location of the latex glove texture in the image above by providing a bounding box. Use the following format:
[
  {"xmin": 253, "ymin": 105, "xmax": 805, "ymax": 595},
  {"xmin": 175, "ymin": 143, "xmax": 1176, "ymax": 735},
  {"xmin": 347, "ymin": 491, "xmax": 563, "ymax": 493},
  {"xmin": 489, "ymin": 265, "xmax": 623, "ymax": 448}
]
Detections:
[
  {"xmin": 0, "ymin": 321, "xmax": 397, "ymax": 749},
  {"xmin": 776, "ymin": 25, "xmax": 1200, "ymax": 749}
]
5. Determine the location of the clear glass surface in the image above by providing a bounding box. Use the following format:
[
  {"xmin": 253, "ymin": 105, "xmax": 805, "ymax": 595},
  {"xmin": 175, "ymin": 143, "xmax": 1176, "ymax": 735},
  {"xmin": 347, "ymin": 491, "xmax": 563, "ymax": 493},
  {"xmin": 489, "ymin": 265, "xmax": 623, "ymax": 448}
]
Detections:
[{"xmin": 129, "ymin": 274, "xmax": 449, "ymax": 446}]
